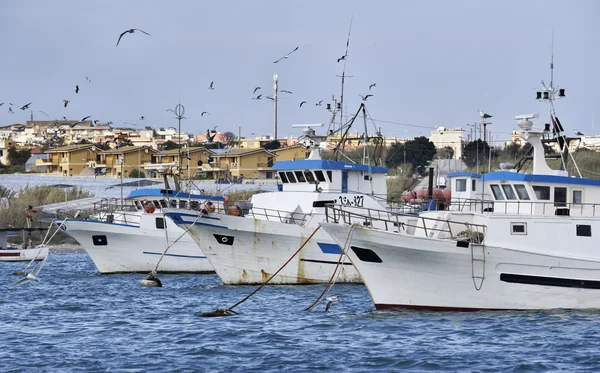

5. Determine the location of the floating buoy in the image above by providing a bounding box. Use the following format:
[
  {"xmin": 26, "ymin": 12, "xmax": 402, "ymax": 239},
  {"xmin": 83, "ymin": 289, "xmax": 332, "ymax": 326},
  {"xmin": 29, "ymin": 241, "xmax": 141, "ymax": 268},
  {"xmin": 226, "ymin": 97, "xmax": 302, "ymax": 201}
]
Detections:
[{"xmin": 141, "ymin": 274, "xmax": 162, "ymax": 287}]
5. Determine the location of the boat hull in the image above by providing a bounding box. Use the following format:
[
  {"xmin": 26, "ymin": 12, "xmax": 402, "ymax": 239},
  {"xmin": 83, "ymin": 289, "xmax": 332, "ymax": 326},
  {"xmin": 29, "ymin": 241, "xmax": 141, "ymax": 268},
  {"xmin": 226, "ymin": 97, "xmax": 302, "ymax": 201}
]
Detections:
[
  {"xmin": 167, "ymin": 211, "xmax": 361, "ymax": 285},
  {"xmin": 321, "ymin": 222, "xmax": 600, "ymax": 310},
  {"xmin": 60, "ymin": 219, "xmax": 213, "ymax": 274},
  {"xmin": 0, "ymin": 246, "xmax": 48, "ymax": 262}
]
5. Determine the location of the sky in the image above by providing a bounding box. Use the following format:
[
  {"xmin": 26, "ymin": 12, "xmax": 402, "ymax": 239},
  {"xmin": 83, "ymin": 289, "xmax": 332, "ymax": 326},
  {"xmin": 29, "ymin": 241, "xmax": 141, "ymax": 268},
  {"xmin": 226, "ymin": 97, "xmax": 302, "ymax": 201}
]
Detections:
[{"xmin": 1, "ymin": 0, "xmax": 599, "ymax": 144}]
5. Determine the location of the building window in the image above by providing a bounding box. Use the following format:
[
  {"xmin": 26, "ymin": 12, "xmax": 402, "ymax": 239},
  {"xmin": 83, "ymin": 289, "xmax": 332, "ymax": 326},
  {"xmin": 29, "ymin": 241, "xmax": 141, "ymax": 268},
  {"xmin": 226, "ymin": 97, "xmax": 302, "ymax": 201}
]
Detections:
[
  {"xmin": 266, "ymin": 171, "xmax": 272, "ymax": 179},
  {"xmin": 456, "ymin": 179, "xmax": 467, "ymax": 192},
  {"xmin": 514, "ymin": 184, "xmax": 530, "ymax": 200},
  {"xmin": 532, "ymin": 186, "xmax": 550, "ymax": 200},
  {"xmin": 573, "ymin": 190, "xmax": 582, "ymax": 204},
  {"xmin": 490, "ymin": 184, "xmax": 505, "ymax": 200},
  {"xmin": 267, "ymin": 157, "xmax": 274, "ymax": 167},
  {"xmin": 554, "ymin": 187, "xmax": 567, "ymax": 207},
  {"xmin": 501, "ymin": 185, "xmax": 517, "ymax": 200},
  {"xmin": 511, "ymin": 222, "xmax": 527, "ymax": 235}
]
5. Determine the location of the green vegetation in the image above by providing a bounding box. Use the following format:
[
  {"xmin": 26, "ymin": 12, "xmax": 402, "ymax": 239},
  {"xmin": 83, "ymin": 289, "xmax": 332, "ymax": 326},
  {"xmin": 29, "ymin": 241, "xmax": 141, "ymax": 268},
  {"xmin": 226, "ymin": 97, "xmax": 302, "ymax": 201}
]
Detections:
[
  {"xmin": 263, "ymin": 140, "xmax": 281, "ymax": 150},
  {"xmin": 129, "ymin": 168, "xmax": 146, "ymax": 178},
  {"xmin": 386, "ymin": 136, "xmax": 437, "ymax": 169}
]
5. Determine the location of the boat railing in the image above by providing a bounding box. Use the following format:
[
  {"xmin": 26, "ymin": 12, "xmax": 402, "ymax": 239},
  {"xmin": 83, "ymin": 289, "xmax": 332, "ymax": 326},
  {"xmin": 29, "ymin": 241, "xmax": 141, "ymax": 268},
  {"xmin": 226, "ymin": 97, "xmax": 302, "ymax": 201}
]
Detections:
[
  {"xmin": 449, "ymin": 197, "xmax": 600, "ymax": 217},
  {"xmin": 248, "ymin": 207, "xmax": 309, "ymax": 225},
  {"xmin": 324, "ymin": 204, "xmax": 486, "ymax": 242}
]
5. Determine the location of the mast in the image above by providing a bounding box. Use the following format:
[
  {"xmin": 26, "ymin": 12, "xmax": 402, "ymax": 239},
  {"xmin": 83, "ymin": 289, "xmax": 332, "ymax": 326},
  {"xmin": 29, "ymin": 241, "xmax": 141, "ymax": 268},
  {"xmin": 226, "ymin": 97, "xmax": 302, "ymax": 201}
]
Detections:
[{"xmin": 273, "ymin": 74, "xmax": 278, "ymax": 141}]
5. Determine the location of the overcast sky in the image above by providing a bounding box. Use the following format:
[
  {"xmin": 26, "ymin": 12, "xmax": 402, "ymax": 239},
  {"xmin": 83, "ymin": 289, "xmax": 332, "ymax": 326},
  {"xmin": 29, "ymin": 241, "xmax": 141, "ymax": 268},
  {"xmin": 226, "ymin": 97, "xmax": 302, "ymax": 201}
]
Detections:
[{"xmin": 1, "ymin": 1, "xmax": 599, "ymax": 144}]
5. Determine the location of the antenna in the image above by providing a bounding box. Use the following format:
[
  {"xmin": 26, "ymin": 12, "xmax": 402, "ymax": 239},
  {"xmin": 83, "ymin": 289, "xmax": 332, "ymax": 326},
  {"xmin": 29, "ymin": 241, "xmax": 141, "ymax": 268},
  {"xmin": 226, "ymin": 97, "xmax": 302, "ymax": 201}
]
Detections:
[
  {"xmin": 550, "ymin": 30, "xmax": 554, "ymax": 89},
  {"xmin": 338, "ymin": 16, "xmax": 353, "ymax": 134}
]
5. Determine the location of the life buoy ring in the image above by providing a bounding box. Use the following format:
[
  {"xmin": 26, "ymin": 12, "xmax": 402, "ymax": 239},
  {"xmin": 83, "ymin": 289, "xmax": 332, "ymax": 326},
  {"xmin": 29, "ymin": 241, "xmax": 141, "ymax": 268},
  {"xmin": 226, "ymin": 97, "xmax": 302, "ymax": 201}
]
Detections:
[
  {"xmin": 204, "ymin": 201, "xmax": 216, "ymax": 213},
  {"xmin": 144, "ymin": 203, "xmax": 156, "ymax": 214},
  {"xmin": 90, "ymin": 161, "xmax": 97, "ymax": 168}
]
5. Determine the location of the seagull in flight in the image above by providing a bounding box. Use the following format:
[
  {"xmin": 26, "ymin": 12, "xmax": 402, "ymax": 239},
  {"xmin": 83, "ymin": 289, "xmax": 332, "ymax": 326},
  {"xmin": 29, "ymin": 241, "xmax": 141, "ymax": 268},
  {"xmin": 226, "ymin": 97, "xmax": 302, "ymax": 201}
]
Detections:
[
  {"xmin": 369, "ymin": 83, "xmax": 376, "ymax": 90},
  {"xmin": 116, "ymin": 28, "xmax": 151, "ymax": 46},
  {"xmin": 139, "ymin": 116, "xmax": 145, "ymax": 120},
  {"xmin": 205, "ymin": 129, "xmax": 217, "ymax": 143},
  {"xmin": 315, "ymin": 100, "xmax": 323, "ymax": 106},
  {"xmin": 8, "ymin": 107, "xmax": 14, "ymax": 114},
  {"xmin": 280, "ymin": 90, "xmax": 293, "ymax": 94},
  {"xmin": 337, "ymin": 55, "xmax": 346, "ymax": 63},
  {"xmin": 39, "ymin": 110, "xmax": 50, "ymax": 118},
  {"xmin": 14, "ymin": 255, "xmax": 48, "ymax": 286},
  {"xmin": 300, "ymin": 101, "xmax": 307, "ymax": 107},
  {"xmin": 208, "ymin": 81, "xmax": 214, "ymax": 90},
  {"xmin": 0, "ymin": 102, "xmax": 3, "ymax": 106},
  {"xmin": 85, "ymin": 76, "xmax": 92, "ymax": 83},
  {"xmin": 273, "ymin": 46, "xmax": 299, "ymax": 63},
  {"xmin": 75, "ymin": 85, "xmax": 79, "ymax": 94},
  {"xmin": 478, "ymin": 109, "xmax": 493, "ymax": 119},
  {"xmin": 253, "ymin": 86, "xmax": 261, "ymax": 94},
  {"xmin": 71, "ymin": 116, "xmax": 91, "ymax": 127},
  {"xmin": 359, "ymin": 94, "xmax": 373, "ymax": 101},
  {"xmin": 252, "ymin": 94, "xmax": 262, "ymax": 100},
  {"xmin": 325, "ymin": 296, "xmax": 339, "ymax": 312},
  {"xmin": 20, "ymin": 102, "xmax": 33, "ymax": 110},
  {"xmin": 201, "ymin": 111, "xmax": 210, "ymax": 117},
  {"xmin": 265, "ymin": 96, "xmax": 274, "ymax": 101},
  {"xmin": 63, "ymin": 100, "xmax": 70, "ymax": 108}
]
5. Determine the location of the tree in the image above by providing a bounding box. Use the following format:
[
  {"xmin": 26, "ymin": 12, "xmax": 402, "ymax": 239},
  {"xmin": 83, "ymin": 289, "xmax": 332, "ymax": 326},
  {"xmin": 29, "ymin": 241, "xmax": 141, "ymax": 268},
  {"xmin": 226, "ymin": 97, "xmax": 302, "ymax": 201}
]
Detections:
[
  {"xmin": 462, "ymin": 139, "xmax": 491, "ymax": 168},
  {"xmin": 129, "ymin": 168, "xmax": 146, "ymax": 178},
  {"xmin": 93, "ymin": 141, "xmax": 111, "ymax": 151},
  {"xmin": 223, "ymin": 131, "xmax": 237, "ymax": 147},
  {"xmin": 386, "ymin": 136, "xmax": 436, "ymax": 169},
  {"xmin": 162, "ymin": 140, "xmax": 179, "ymax": 150},
  {"xmin": 7, "ymin": 147, "xmax": 31, "ymax": 166},
  {"xmin": 264, "ymin": 140, "xmax": 281, "ymax": 150}
]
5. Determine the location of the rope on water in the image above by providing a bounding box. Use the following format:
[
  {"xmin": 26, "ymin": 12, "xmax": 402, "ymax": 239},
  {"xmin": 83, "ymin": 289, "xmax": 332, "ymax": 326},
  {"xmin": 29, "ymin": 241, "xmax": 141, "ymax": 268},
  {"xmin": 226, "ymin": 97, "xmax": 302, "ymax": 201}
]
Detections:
[
  {"xmin": 19, "ymin": 217, "xmax": 70, "ymax": 275},
  {"xmin": 304, "ymin": 223, "xmax": 359, "ymax": 311},
  {"xmin": 201, "ymin": 225, "xmax": 322, "ymax": 317}
]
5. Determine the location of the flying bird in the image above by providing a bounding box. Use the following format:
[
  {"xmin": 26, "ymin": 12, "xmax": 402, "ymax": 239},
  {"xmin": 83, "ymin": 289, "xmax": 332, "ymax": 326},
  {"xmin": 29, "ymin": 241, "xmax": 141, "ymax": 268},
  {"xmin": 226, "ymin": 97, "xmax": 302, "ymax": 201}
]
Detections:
[
  {"xmin": 359, "ymin": 94, "xmax": 373, "ymax": 101},
  {"xmin": 20, "ymin": 102, "xmax": 32, "ymax": 110},
  {"xmin": 205, "ymin": 129, "xmax": 216, "ymax": 143},
  {"xmin": 280, "ymin": 90, "xmax": 293, "ymax": 94},
  {"xmin": 71, "ymin": 116, "xmax": 91, "ymax": 127},
  {"xmin": 208, "ymin": 81, "xmax": 214, "ymax": 90},
  {"xmin": 253, "ymin": 86, "xmax": 261, "ymax": 94},
  {"xmin": 300, "ymin": 101, "xmax": 307, "ymax": 107},
  {"xmin": 337, "ymin": 55, "xmax": 346, "ymax": 63},
  {"xmin": 325, "ymin": 296, "xmax": 339, "ymax": 312},
  {"xmin": 139, "ymin": 116, "xmax": 145, "ymax": 120},
  {"xmin": 369, "ymin": 83, "xmax": 376, "ymax": 90},
  {"xmin": 39, "ymin": 110, "xmax": 50, "ymax": 118},
  {"xmin": 85, "ymin": 76, "xmax": 92, "ymax": 83},
  {"xmin": 201, "ymin": 111, "xmax": 210, "ymax": 117},
  {"xmin": 8, "ymin": 107, "xmax": 14, "ymax": 114},
  {"xmin": 14, "ymin": 255, "xmax": 48, "ymax": 286},
  {"xmin": 252, "ymin": 94, "xmax": 262, "ymax": 100},
  {"xmin": 478, "ymin": 109, "xmax": 493, "ymax": 119},
  {"xmin": 75, "ymin": 85, "xmax": 79, "ymax": 94},
  {"xmin": 315, "ymin": 100, "xmax": 323, "ymax": 106},
  {"xmin": 265, "ymin": 96, "xmax": 274, "ymax": 101},
  {"xmin": 273, "ymin": 46, "xmax": 299, "ymax": 63},
  {"xmin": 116, "ymin": 28, "xmax": 151, "ymax": 46},
  {"xmin": 63, "ymin": 100, "xmax": 70, "ymax": 108},
  {"xmin": 0, "ymin": 102, "xmax": 3, "ymax": 106}
]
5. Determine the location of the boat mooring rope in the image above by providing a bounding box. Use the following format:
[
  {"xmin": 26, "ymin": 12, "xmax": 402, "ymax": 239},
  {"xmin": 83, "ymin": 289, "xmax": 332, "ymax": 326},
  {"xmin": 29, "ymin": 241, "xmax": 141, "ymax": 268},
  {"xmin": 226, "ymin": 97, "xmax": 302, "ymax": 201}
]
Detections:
[
  {"xmin": 16, "ymin": 217, "xmax": 71, "ymax": 275},
  {"xmin": 200, "ymin": 225, "xmax": 322, "ymax": 317},
  {"xmin": 305, "ymin": 223, "xmax": 359, "ymax": 311}
]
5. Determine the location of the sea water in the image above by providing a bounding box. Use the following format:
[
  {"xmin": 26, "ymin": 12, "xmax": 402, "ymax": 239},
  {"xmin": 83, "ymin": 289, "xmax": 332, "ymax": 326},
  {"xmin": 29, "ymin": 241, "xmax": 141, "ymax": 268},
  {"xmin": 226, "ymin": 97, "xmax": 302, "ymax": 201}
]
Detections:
[{"xmin": 2, "ymin": 253, "xmax": 600, "ymax": 372}]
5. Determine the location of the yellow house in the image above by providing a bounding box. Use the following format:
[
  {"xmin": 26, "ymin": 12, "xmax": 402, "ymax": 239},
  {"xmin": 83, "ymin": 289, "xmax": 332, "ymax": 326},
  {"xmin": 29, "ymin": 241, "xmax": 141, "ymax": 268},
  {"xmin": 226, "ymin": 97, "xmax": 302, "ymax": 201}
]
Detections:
[
  {"xmin": 205, "ymin": 148, "xmax": 278, "ymax": 180},
  {"xmin": 38, "ymin": 144, "xmax": 98, "ymax": 176},
  {"xmin": 98, "ymin": 146, "xmax": 157, "ymax": 177},
  {"xmin": 270, "ymin": 144, "xmax": 308, "ymax": 162},
  {"xmin": 155, "ymin": 146, "xmax": 215, "ymax": 179}
]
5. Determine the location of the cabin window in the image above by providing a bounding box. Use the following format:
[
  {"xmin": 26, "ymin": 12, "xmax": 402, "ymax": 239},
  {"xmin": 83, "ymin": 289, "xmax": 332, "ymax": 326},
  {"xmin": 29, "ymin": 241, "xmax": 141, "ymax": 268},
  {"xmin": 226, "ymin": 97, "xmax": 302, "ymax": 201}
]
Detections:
[
  {"xmin": 169, "ymin": 199, "xmax": 177, "ymax": 208},
  {"xmin": 490, "ymin": 184, "xmax": 505, "ymax": 200},
  {"xmin": 514, "ymin": 184, "xmax": 530, "ymax": 200},
  {"xmin": 279, "ymin": 172, "xmax": 289, "ymax": 183},
  {"xmin": 134, "ymin": 200, "xmax": 142, "ymax": 210},
  {"xmin": 456, "ymin": 179, "xmax": 467, "ymax": 192},
  {"xmin": 501, "ymin": 185, "xmax": 517, "ymax": 200},
  {"xmin": 304, "ymin": 171, "xmax": 316, "ymax": 184},
  {"xmin": 532, "ymin": 186, "xmax": 550, "ymax": 200},
  {"xmin": 577, "ymin": 225, "xmax": 591, "ymax": 237},
  {"xmin": 314, "ymin": 170, "xmax": 326, "ymax": 182},
  {"xmin": 92, "ymin": 235, "xmax": 107, "ymax": 246},
  {"xmin": 471, "ymin": 180, "xmax": 476, "ymax": 191},
  {"xmin": 510, "ymin": 222, "xmax": 527, "ymax": 235},
  {"xmin": 294, "ymin": 171, "xmax": 306, "ymax": 183},
  {"xmin": 327, "ymin": 171, "xmax": 333, "ymax": 182},
  {"xmin": 190, "ymin": 200, "xmax": 200, "ymax": 210},
  {"xmin": 285, "ymin": 171, "xmax": 297, "ymax": 183},
  {"xmin": 573, "ymin": 190, "xmax": 582, "ymax": 204},
  {"xmin": 179, "ymin": 200, "xmax": 188, "ymax": 209},
  {"xmin": 554, "ymin": 187, "xmax": 567, "ymax": 207},
  {"xmin": 156, "ymin": 217, "xmax": 165, "ymax": 229}
]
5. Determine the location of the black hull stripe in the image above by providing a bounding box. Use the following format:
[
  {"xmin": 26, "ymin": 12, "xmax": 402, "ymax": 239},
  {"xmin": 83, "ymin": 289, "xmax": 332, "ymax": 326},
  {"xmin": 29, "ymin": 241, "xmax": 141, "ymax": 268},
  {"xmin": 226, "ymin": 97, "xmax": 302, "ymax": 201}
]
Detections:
[
  {"xmin": 501, "ymin": 273, "xmax": 600, "ymax": 290},
  {"xmin": 299, "ymin": 258, "xmax": 354, "ymax": 266}
]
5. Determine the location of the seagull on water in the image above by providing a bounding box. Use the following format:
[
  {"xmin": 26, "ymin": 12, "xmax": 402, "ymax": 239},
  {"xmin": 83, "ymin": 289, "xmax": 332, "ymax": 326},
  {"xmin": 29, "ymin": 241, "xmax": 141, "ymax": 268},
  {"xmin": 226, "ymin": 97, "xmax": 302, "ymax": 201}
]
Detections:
[
  {"xmin": 253, "ymin": 86, "xmax": 261, "ymax": 94},
  {"xmin": 14, "ymin": 255, "xmax": 48, "ymax": 286},
  {"xmin": 325, "ymin": 296, "xmax": 340, "ymax": 312},
  {"xmin": 478, "ymin": 109, "xmax": 493, "ymax": 119},
  {"xmin": 359, "ymin": 94, "xmax": 373, "ymax": 101},
  {"xmin": 273, "ymin": 46, "xmax": 299, "ymax": 63},
  {"xmin": 116, "ymin": 28, "xmax": 151, "ymax": 46}
]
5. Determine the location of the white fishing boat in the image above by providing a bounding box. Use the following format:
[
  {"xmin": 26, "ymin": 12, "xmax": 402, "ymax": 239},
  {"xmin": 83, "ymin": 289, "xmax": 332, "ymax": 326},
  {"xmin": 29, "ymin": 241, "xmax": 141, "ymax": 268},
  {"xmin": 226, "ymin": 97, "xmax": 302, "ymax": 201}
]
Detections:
[
  {"xmin": 165, "ymin": 110, "xmax": 390, "ymax": 285},
  {"xmin": 0, "ymin": 228, "xmax": 49, "ymax": 262},
  {"xmin": 321, "ymin": 77, "xmax": 600, "ymax": 310}
]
